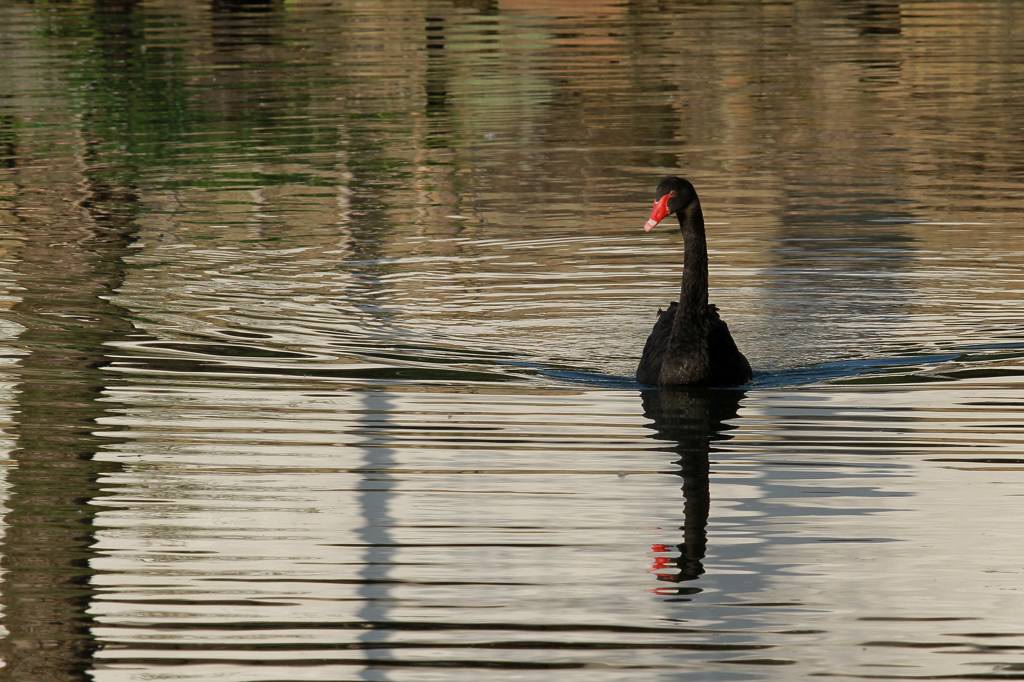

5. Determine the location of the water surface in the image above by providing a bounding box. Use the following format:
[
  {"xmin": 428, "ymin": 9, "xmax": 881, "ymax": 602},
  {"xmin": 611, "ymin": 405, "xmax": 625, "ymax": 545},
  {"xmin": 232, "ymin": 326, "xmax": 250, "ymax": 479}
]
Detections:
[{"xmin": 1, "ymin": 1, "xmax": 1023, "ymax": 680}]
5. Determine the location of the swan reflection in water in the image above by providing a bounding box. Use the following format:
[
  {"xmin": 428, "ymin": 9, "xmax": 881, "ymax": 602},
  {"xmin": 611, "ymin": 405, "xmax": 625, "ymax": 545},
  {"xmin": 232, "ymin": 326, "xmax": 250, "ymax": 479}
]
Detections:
[{"xmin": 641, "ymin": 388, "xmax": 745, "ymax": 593}]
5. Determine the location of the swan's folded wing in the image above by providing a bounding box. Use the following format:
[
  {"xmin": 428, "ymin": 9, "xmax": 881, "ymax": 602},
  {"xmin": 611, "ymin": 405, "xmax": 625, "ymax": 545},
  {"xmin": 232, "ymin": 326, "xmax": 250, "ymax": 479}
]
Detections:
[
  {"xmin": 707, "ymin": 314, "xmax": 752, "ymax": 385},
  {"xmin": 636, "ymin": 302, "xmax": 677, "ymax": 385}
]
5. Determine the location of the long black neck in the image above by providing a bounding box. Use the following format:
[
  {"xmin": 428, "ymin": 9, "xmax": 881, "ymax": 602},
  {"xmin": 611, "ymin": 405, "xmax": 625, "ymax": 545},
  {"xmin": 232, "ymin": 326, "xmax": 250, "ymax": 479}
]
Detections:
[{"xmin": 674, "ymin": 199, "xmax": 709, "ymax": 323}]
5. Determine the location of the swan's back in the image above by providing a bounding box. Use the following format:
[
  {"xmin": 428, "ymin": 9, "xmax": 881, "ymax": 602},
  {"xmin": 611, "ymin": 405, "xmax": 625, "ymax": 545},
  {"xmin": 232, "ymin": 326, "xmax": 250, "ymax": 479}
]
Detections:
[{"xmin": 637, "ymin": 302, "xmax": 751, "ymax": 386}]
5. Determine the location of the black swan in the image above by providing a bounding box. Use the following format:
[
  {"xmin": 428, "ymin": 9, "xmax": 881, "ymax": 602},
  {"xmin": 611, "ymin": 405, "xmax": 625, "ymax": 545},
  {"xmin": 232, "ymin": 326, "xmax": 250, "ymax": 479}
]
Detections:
[{"xmin": 636, "ymin": 177, "xmax": 752, "ymax": 386}]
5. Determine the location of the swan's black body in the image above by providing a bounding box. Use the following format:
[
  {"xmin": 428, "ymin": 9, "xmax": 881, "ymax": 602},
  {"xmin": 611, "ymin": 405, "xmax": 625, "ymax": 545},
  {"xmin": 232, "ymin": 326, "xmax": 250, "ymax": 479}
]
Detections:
[
  {"xmin": 636, "ymin": 301, "xmax": 751, "ymax": 386},
  {"xmin": 636, "ymin": 177, "xmax": 752, "ymax": 386}
]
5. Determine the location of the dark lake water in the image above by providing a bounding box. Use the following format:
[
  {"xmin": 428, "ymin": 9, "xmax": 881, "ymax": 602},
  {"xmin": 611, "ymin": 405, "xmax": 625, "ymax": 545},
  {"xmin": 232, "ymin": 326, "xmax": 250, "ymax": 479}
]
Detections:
[{"xmin": 1, "ymin": 1, "xmax": 1024, "ymax": 680}]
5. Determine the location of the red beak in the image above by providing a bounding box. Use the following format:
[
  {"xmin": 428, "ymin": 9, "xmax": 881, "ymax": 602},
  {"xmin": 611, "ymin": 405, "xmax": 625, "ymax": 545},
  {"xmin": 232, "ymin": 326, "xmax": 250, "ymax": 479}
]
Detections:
[{"xmin": 644, "ymin": 193, "xmax": 673, "ymax": 232}]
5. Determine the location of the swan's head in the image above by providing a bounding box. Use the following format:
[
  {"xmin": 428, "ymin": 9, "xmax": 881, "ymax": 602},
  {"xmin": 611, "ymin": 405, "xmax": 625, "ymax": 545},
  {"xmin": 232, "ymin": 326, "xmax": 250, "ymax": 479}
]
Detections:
[{"xmin": 644, "ymin": 176, "xmax": 698, "ymax": 232}]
